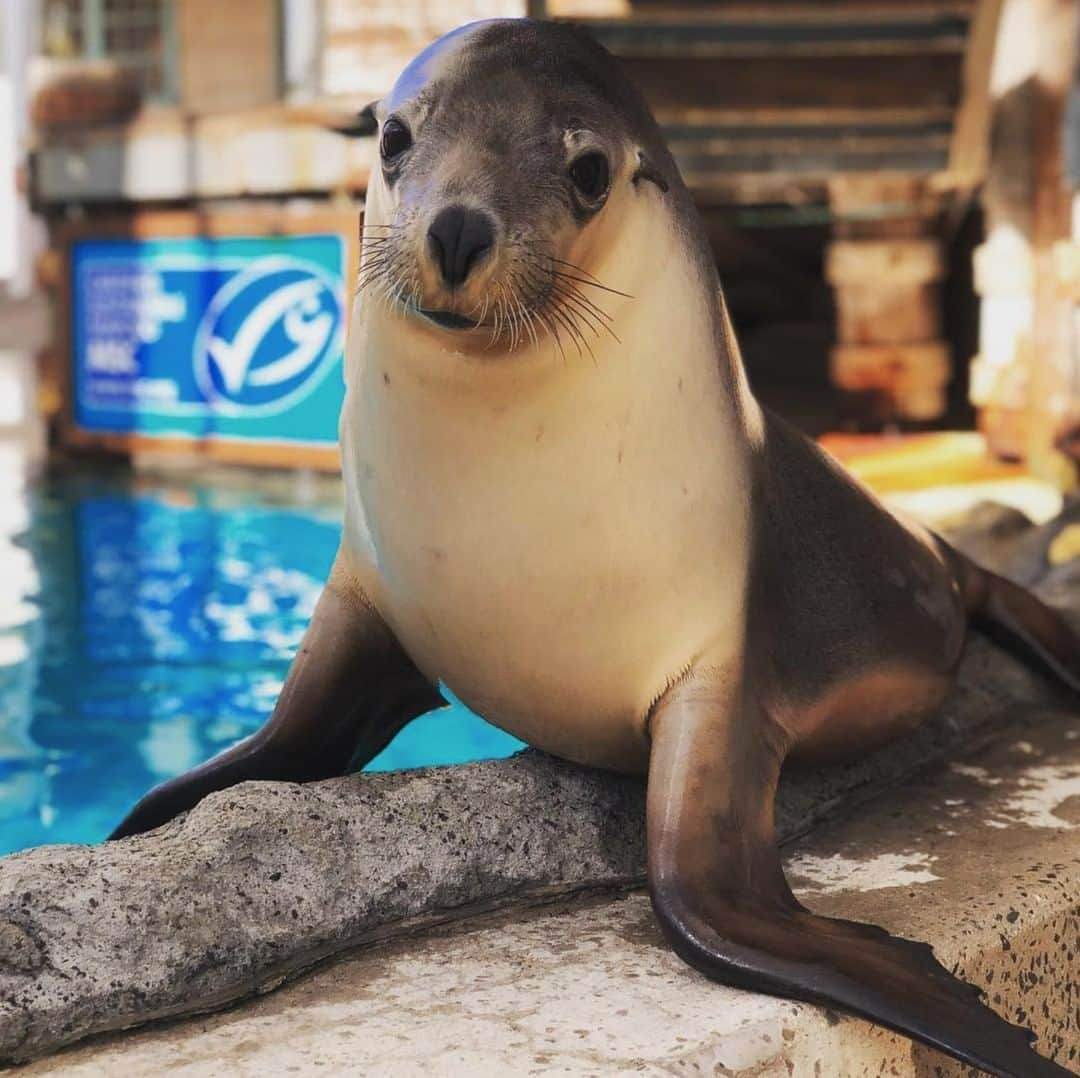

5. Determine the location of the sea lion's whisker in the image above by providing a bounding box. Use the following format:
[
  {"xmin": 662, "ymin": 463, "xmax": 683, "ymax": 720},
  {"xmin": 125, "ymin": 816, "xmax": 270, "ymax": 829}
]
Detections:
[
  {"xmin": 559, "ymin": 283, "xmax": 614, "ymax": 325},
  {"xmin": 355, "ymin": 273, "xmax": 392, "ymax": 299},
  {"xmin": 357, "ymin": 262, "xmax": 391, "ymax": 284},
  {"xmin": 355, "ymin": 267, "xmax": 391, "ymax": 297},
  {"xmin": 502, "ymin": 288, "xmax": 514, "ymax": 347},
  {"xmin": 516, "ymin": 266, "xmax": 612, "ymax": 346},
  {"xmin": 509, "ymin": 280, "xmax": 538, "ymax": 350},
  {"xmin": 503, "ymin": 286, "xmax": 520, "ymax": 350},
  {"xmin": 534, "ymin": 307, "xmax": 565, "ymax": 365},
  {"xmin": 358, "ymin": 252, "xmax": 392, "ymax": 271},
  {"xmin": 511, "ymin": 280, "xmax": 530, "ymax": 350},
  {"xmin": 547, "ymin": 297, "xmax": 592, "ymax": 361},
  {"xmin": 560, "ymin": 287, "xmax": 620, "ymax": 345},
  {"xmin": 558, "ymin": 291, "xmax": 613, "ymax": 346},
  {"xmin": 519, "ymin": 260, "xmax": 626, "ymax": 330},
  {"xmin": 488, "ymin": 284, "xmax": 504, "ymax": 346},
  {"xmin": 546, "ymin": 277, "xmax": 612, "ymax": 331},
  {"xmin": 510, "ymin": 301, "xmax": 542, "ymax": 350},
  {"xmin": 546, "ymin": 255, "xmax": 605, "ymax": 284},
  {"xmin": 550, "ymin": 268, "xmax": 632, "ymax": 300},
  {"xmin": 547, "ymin": 281, "xmax": 604, "ymax": 336},
  {"xmin": 545, "ymin": 255, "xmax": 631, "ymax": 300}
]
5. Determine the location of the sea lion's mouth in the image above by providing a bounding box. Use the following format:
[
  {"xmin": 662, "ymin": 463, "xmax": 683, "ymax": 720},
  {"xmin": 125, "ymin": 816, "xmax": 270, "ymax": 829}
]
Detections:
[{"xmin": 418, "ymin": 308, "xmax": 479, "ymax": 331}]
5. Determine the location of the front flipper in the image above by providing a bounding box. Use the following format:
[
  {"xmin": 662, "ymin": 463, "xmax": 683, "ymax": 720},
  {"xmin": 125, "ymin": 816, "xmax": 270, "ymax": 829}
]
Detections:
[
  {"xmin": 110, "ymin": 553, "xmax": 443, "ymax": 840},
  {"xmin": 646, "ymin": 671, "xmax": 1071, "ymax": 1078}
]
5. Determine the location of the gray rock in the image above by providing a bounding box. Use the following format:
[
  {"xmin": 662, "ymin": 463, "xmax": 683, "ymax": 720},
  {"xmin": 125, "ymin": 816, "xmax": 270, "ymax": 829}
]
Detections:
[
  {"xmin": 967, "ymin": 496, "xmax": 1080, "ymax": 585},
  {"xmin": 0, "ymin": 538, "xmax": 1075, "ymax": 1065},
  {"xmin": 939, "ymin": 500, "xmax": 1036, "ymax": 574}
]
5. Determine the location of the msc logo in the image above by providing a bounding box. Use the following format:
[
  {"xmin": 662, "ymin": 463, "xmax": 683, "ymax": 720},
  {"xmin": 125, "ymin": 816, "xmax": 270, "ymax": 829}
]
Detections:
[{"xmin": 193, "ymin": 257, "xmax": 344, "ymax": 414}]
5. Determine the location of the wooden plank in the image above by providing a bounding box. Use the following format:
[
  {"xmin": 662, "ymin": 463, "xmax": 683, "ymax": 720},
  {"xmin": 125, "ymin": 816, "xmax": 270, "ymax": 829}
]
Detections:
[
  {"xmin": 827, "ymin": 238, "xmax": 943, "ymax": 285},
  {"xmin": 176, "ymin": 0, "xmax": 279, "ymax": 114},
  {"xmin": 682, "ymin": 172, "xmax": 940, "ymax": 211},
  {"xmin": 833, "ymin": 284, "xmax": 942, "ymax": 346},
  {"xmin": 670, "ymin": 139, "xmax": 952, "ymax": 158},
  {"xmin": 689, "ymin": 175, "xmax": 832, "ymax": 207},
  {"xmin": 599, "ymin": 39, "xmax": 967, "ymax": 58},
  {"xmin": 946, "ymin": 0, "xmax": 1005, "ymax": 186},
  {"xmin": 668, "ymin": 133, "xmax": 951, "ymax": 177},
  {"xmin": 663, "ymin": 118, "xmax": 953, "ymax": 139},
  {"xmin": 830, "ymin": 341, "xmax": 951, "ymax": 420},
  {"xmin": 662, "ymin": 117, "xmax": 954, "ymax": 181},
  {"xmin": 828, "ymin": 239, "xmax": 943, "ymax": 346},
  {"xmin": 827, "ymin": 174, "xmax": 929, "ymax": 213},
  {"xmin": 669, "ymin": 135, "xmax": 952, "ymax": 158},
  {"xmin": 544, "ymin": 2, "xmax": 976, "ymax": 19},
  {"xmin": 618, "ymin": 53, "xmax": 964, "ymax": 111},
  {"xmin": 674, "ymin": 147, "xmax": 949, "ymax": 178},
  {"xmin": 577, "ymin": 15, "xmax": 970, "ymax": 58},
  {"xmin": 33, "ymin": 104, "xmax": 374, "ymax": 204},
  {"xmin": 654, "ymin": 105, "xmax": 957, "ymax": 127}
]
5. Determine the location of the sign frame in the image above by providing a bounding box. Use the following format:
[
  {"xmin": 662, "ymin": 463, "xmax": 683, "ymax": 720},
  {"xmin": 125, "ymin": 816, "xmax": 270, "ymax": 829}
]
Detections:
[{"xmin": 58, "ymin": 205, "xmax": 360, "ymax": 471}]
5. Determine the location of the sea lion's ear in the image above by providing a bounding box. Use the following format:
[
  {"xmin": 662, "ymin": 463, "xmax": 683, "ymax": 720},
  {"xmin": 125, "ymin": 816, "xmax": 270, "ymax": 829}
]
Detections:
[
  {"xmin": 329, "ymin": 101, "xmax": 380, "ymax": 138},
  {"xmin": 632, "ymin": 150, "xmax": 669, "ymax": 193}
]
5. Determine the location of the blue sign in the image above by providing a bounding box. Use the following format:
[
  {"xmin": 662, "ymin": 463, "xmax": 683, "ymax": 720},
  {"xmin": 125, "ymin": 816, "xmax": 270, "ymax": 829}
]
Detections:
[{"xmin": 71, "ymin": 234, "xmax": 347, "ymax": 445}]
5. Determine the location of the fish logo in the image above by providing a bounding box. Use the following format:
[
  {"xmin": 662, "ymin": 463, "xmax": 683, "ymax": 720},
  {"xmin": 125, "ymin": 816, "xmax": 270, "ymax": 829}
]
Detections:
[{"xmin": 193, "ymin": 257, "xmax": 344, "ymax": 414}]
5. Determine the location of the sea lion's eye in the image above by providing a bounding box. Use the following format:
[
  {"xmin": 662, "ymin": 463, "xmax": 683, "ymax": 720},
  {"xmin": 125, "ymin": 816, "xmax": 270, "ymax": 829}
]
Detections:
[
  {"xmin": 380, "ymin": 118, "xmax": 412, "ymax": 161},
  {"xmin": 569, "ymin": 152, "xmax": 610, "ymax": 201}
]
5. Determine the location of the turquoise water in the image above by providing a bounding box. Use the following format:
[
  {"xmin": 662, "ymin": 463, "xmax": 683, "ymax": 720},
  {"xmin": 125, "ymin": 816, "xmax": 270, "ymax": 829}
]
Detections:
[{"xmin": 0, "ymin": 469, "xmax": 523, "ymax": 856}]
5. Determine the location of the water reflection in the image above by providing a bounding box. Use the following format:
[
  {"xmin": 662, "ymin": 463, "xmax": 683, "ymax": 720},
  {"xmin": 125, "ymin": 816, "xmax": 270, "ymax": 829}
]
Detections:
[{"xmin": 0, "ymin": 468, "xmax": 522, "ymax": 855}]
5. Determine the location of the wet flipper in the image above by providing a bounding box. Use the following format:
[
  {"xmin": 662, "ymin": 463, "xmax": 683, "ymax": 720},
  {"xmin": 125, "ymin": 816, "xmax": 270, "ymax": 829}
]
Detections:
[
  {"xmin": 974, "ymin": 572, "xmax": 1080, "ymax": 694},
  {"xmin": 944, "ymin": 540, "xmax": 1080, "ymax": 694},
  {"xmin": 109, "ymin": 554, "xmax": 443, "ymax": 840},
  {"xmin": 646, "ymin": 672, "xmax": 1072, "ymax": 1078}
]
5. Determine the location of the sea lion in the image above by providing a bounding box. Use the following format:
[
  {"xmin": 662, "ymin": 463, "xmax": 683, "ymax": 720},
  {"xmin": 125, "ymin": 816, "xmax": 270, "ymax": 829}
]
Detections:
[{"xmin": 111, "ymin": 20, "xmax": 1079, "ymax": 1076}]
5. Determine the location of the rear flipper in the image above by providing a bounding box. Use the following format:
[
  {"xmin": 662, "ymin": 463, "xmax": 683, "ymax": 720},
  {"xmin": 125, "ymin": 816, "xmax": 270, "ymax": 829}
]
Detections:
[
  {"xmin": 945, "ymin": 542, "xmax": 1080, "ymax": 694},
  {"xmin": 646, "ymin": 671, "xmax": 1072, "ymax": 1078},
  {"xmin": 109, "ymin": 554, "xmax": 444, "ymax": 840}
]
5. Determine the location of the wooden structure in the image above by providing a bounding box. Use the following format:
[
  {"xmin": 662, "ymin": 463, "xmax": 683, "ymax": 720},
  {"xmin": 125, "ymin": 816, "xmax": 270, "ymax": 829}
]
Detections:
[
  {"xmin": 535, "ymin": 0, "xmax": 1006, "ymax": 423},
  {"xmin": 969, "ymin": 0, "xmax": 1080, "ymax": 477},
  {"xmin": 34, "ymin": 0, "xmax": 1080, "ymax": 468}
]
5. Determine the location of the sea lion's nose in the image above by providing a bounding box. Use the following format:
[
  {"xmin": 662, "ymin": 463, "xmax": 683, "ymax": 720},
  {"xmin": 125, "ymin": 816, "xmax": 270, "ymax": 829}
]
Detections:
[{"xmin": 427, "ymin": 206, "xmax": 494, "ymax": 287}]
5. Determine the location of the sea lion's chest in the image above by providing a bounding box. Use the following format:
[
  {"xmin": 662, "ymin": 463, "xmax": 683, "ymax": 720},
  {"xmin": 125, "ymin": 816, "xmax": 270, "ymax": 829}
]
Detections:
[{"xmin": 341, "ymin": 329, "xmax": 751, "ymax": 772}]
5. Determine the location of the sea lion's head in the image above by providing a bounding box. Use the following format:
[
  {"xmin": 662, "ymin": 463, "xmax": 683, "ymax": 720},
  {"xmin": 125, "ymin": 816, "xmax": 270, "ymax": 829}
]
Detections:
[{"xmin": 356, "ymin": 19, "xmax": 691, "ymax": 358}]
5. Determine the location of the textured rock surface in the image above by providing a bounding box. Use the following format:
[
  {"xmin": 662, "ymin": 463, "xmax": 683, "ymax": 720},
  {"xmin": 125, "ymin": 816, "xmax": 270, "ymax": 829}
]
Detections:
[
  {"xmin": 16, "ymin": 711, "xmax": 1079, "ymax": 1077},
  {"xmin": 0, "ymin": 506, "xmax": 1075, "ymax": 1064}
]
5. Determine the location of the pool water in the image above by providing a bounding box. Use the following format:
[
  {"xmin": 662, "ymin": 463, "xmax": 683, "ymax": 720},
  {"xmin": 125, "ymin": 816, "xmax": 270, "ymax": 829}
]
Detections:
[{"xmin": 0, "ymin": 468, "xmax": 523, "ymax": 856}]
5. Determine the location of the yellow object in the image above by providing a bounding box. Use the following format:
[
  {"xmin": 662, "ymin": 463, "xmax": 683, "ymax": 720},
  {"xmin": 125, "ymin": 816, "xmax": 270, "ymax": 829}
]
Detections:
[
  {"xmin": 821, "ymin": 432, "xmax": 1023, "ymax": 494},
  {"xmin": 1048, "ymin": 524, "xmax": 1080, "ymax": 566}
]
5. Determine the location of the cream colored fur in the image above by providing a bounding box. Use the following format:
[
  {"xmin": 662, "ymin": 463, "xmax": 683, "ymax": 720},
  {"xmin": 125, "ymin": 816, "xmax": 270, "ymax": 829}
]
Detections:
[{"xmin": 339, "ymin": 158, "xmax": 758, "ymax": 773}]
